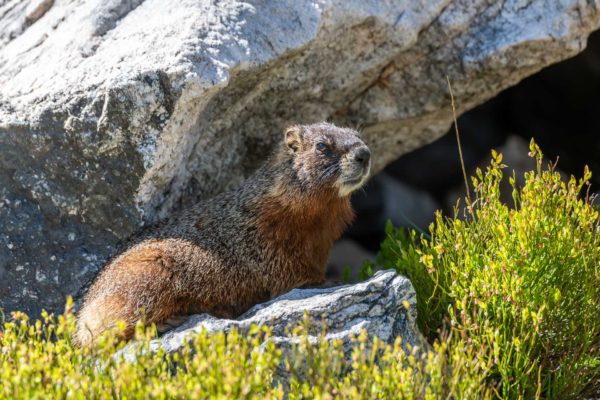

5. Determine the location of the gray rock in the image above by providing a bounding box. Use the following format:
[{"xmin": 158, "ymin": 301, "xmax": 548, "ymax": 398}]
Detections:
[
  {"xmin": 1, "ymin": 0, "xmax": 599, "ymax": 314},
  {"xmin": 379, "ymin": 173, "xmax": 440, "ymax": 231},
  {"xmin": 123, "ymin": 270, "xmax": 422, "ymax": 362}
]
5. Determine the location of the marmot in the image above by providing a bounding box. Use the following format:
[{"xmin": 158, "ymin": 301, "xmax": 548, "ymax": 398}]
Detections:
[{"xmin": 75, "ymin": 122, "xmax": 371, "ymax": 346}]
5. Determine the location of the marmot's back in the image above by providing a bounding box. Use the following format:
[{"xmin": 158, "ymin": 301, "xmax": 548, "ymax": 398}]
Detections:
[{"xmin": 75, "ymin": 122, "xmax": 371, "ymax": 347}]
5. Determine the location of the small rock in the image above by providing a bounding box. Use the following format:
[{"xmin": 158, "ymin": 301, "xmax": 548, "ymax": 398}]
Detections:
[{"xmin": 120, "ymin": 270, "xmax": 423, "ymax": 370}]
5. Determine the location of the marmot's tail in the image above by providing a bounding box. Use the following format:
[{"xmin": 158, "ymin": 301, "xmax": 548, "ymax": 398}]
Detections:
[
  {"xmin": 74, "ymin": 246, "xmax": 182, "ymax": 347},
  {"xmin": 74, "ymin": 304, "xmax": 103, "ymax": 348},
  {"xmin": 74, "ymin": 297, "xmax": 134, "ymax": 348}
]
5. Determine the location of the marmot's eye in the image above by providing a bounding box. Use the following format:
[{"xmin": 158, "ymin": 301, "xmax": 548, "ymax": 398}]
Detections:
[{"xmin": 316, "ymin": 142, "xmax": 330, "ymax": 154}]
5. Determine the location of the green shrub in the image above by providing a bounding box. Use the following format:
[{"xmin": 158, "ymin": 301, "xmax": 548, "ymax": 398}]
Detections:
[
  {"xmin": 377, "ymin": 140, "xmax": 599, "ymax": 398},
  {"xmin": 0, "ymin": 304, "xmax": 494, "ymax": 399}
]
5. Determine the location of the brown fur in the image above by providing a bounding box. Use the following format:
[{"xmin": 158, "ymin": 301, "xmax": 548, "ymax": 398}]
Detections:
[{"xmin": 75, "ymin": 122, "xmax": 370, "ymax": 347}]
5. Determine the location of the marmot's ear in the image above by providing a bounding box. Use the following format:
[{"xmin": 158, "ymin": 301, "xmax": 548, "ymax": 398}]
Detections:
[{"xmin": 284, "ymin": 126, "xmax": 302, "ymax": 153}]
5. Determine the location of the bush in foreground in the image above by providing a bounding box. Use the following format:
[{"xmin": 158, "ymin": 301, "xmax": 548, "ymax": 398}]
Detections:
[
  {"xmin": 377, "ymin": 141, "xmax": 599, "ymax": 398},
  {"xmin": 1, "ymin": 307, "xmax": 492, "ymax": 399},
  {"xmin": 1, "ymin": 141, "xmax": 598, "ymax": 399}
]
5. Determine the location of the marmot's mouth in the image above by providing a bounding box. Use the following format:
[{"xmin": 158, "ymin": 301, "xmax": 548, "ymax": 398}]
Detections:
[
  {"xmin": 336, "ymin": 166, "xmax": 370, "ymax": 197},
  {"xmin": 342, "ymin": 176, "xmax": 364, "ymax": 186}
]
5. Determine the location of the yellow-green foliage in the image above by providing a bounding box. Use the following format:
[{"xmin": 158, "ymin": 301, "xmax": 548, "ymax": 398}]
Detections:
[
  {"xmin": 1, "ymin": 306, "xmax": 493, "ymax": 399},
  {"xmin": 377, "ymin": 140, "xmax": 600, "ymax": 399},
  {"xmin": 1, "ymin": 141, "xmax": 598, "ymax": 399}
]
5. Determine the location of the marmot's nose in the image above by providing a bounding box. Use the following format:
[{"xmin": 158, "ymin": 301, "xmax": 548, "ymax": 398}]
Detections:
[{"xmin": 354, "ymin": 147, "xmax": 371, "ymax": 167}]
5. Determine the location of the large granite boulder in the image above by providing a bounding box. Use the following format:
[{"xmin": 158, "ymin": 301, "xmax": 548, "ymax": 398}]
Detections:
[{"xmin": 1, "ymin": 0, "xmax": 599, "ymax": 315}]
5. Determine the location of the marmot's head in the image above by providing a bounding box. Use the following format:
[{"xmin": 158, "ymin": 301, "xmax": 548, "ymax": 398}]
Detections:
[{"xmin": 282, "ymin": 122, "xmax": 371, "ymax": 197}]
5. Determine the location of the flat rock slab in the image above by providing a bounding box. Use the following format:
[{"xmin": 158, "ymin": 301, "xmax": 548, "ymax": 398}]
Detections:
[
  {"xmin": 1, "ymin": 0, "xmax": 599, "ymax": 314},
  {"xmin": 138, "ymin": 270, "xmax": 422, "ymax": 357}
]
